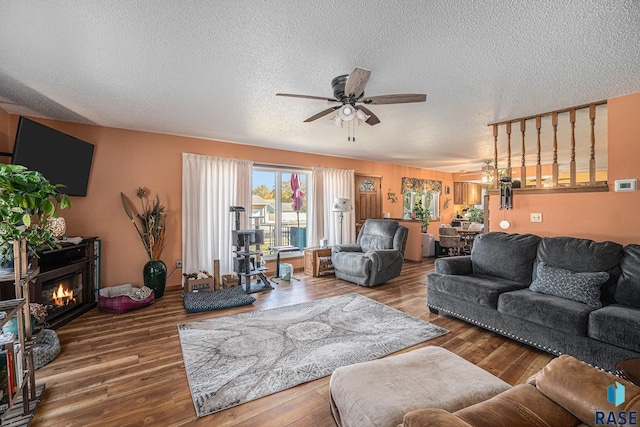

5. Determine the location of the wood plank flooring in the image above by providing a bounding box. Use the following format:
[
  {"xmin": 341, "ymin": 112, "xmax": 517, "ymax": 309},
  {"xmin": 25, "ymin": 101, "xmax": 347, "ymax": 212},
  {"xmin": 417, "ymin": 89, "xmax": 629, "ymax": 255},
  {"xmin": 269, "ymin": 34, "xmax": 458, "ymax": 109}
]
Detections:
[{"xmin": 32, "ymin": 260, "xmax": 553, "ymax": 426}]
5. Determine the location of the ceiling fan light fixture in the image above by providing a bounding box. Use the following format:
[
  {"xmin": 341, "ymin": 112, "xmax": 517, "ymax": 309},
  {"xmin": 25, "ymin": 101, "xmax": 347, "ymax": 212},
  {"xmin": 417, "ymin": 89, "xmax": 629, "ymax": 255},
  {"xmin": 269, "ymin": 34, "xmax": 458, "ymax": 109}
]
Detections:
[
  {"xmin": 331, "ymin": 115, "xmax": 343, "ymax": 127},
  {"xmin": 355, "ymin": 108, "xmax": 370, "ymax": 123},
  {"xmin": 338, "ymin": 104, "xmax": 356, "ymax": 121}
]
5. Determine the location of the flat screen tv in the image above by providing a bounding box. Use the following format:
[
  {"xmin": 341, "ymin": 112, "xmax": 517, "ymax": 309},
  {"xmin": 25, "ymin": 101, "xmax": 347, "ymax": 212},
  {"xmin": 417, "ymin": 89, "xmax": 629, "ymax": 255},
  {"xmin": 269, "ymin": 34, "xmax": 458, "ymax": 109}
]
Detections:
[{"xmin": 11, "ymin": 117, "xmax": 95, "ymax": 196}]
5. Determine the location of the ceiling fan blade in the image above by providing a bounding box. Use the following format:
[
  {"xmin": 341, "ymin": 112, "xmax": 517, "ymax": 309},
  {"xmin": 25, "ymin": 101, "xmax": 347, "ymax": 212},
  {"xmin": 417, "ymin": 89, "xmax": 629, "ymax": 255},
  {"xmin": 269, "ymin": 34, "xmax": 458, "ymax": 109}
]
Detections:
[
  {"xmin": 277, "ymin": 93, "xmax": 338, "ymax": 102},
  {"xmin": 362, "ymin": 93, "xmax": 427, "ymax": 105},
  {"xmin": 357, "ymin": 106, "xmax": 381, "ymax": 126},
  {"xmin": 303, "ymin": 106, "xmax": 339, "ymax": 122},
  {"xmin": 344, "ymin": 67, "xmax": 371, "ymax": 98}
]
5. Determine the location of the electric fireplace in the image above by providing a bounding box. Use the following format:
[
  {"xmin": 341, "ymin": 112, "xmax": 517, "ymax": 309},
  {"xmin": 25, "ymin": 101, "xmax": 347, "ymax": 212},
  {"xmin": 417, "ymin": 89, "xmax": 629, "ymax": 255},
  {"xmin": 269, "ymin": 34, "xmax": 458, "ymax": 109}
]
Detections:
[{"xmin": 0, "ymin": 238, "xmax": 99, "ymax": 329}]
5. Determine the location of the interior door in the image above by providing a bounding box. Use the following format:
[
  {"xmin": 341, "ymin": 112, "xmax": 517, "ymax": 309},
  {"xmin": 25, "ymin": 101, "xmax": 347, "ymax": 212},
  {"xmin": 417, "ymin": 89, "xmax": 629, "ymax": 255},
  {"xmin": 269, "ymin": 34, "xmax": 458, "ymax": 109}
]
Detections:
[{"xmin": 354, "ymin": 175, "xmax": 382, "ymax": 236}]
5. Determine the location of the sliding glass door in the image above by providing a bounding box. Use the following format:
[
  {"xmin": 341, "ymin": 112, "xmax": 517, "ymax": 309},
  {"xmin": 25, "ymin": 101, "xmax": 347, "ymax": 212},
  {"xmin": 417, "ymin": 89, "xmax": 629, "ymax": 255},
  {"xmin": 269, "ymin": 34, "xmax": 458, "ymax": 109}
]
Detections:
[{"xmin": 251, "ymin": 167, "xmax": 309, "ymax": 253}]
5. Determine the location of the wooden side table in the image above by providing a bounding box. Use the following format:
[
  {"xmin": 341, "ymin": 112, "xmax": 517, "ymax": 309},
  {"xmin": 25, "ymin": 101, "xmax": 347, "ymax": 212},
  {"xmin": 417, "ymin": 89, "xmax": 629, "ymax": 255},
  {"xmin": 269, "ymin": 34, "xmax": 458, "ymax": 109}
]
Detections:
[
  {"xmin": 616, "ymin": 358, "xmax": 640, "ymax": 386},
  {"xmin": 304, "ymin": 247, "xmax": 333, "ymax": 277}
]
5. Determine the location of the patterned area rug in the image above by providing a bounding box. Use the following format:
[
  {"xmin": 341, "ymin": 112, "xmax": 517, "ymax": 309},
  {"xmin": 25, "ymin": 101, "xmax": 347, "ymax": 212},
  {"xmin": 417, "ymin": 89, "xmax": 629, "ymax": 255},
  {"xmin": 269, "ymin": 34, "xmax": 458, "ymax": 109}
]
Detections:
[{"xmin": 178, "ymin": 293, "xmax": 449, "ymax": 417}]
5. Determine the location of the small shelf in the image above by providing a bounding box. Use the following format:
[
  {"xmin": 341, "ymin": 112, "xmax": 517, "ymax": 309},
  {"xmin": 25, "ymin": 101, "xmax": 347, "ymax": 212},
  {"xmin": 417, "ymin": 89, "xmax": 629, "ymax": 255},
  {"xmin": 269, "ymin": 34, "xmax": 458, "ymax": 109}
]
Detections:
[
  {"xmin": 237, "ymin": 267, "xmax": 269, "ymax": 276},
  {"xmin": 1, "ymin": 384, "xmax": 45, "ymax": 426},
  {"xmin": 0, "ymin": 299, "xmax": 26, "ymax": 329},
  {"xmin": 304, "ymin": 247, "xmax": 333, "ymax": 277},
  {"xmin": 0, "ymin": 267, "xmax": 40, "ymax": 285},
  {"xmin": 233, "ymin": 250, "xmax": 261, "ymax": 256},
  {"xmin": 0, "ymin": 240, "xmax": 43, "ymax": 425}
]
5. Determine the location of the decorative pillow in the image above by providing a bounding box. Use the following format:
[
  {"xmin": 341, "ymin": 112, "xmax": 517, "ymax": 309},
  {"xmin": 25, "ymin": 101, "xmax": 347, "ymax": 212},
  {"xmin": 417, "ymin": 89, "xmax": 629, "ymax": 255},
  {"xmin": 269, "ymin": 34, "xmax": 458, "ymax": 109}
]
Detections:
[{"xmin": 529, "ymin": 262, "xmax": 609, "ymax": 308}]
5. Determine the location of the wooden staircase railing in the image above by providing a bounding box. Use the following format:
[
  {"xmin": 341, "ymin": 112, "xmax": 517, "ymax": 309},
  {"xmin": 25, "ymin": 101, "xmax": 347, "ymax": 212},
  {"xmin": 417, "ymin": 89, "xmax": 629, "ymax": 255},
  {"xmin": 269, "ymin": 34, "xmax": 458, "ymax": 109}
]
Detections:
[{"xmin": 488, "ymin": 100, "xmax": 607, "ymax": 193}]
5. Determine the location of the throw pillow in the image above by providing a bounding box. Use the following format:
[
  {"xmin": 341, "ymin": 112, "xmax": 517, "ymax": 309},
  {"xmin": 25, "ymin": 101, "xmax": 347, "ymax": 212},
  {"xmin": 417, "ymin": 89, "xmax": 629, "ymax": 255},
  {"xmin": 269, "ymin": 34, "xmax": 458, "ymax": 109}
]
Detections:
[{"xmin": 529, "ymin": 262, "xmax": 609, "ymax": 308}]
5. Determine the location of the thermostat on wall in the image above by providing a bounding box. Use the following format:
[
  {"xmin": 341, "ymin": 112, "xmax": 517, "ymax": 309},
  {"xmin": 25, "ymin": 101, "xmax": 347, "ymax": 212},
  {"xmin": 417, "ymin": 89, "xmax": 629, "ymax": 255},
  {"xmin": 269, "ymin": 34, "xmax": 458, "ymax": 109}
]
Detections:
[{"xmin": 614, "ymin": 179, "xmax": 637, "ymax": 192}]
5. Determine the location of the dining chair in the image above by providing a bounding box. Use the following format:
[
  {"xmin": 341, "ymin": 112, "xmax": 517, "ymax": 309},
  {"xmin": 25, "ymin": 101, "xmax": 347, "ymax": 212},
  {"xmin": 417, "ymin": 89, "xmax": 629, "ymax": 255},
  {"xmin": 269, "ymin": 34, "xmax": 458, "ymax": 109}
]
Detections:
[{"xmin": 438, "ymin": 226, "xmax": 467, "ymax": 256}]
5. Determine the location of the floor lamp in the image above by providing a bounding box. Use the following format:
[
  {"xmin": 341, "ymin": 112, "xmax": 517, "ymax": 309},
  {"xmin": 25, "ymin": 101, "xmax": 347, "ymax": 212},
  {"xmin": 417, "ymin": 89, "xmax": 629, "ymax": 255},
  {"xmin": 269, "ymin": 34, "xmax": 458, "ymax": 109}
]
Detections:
[{"xmin": 332, "ymin": 197, "xmax": 351, "ymax": 244}]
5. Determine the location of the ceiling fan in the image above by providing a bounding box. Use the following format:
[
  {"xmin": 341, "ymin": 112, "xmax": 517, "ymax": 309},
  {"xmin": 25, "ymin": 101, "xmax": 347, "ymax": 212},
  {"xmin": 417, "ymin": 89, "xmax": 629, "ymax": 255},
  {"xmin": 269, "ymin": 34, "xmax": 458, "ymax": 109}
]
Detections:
[{"xmin": 276, "ymin": 67, "xmax": 427, "ymax": 127}]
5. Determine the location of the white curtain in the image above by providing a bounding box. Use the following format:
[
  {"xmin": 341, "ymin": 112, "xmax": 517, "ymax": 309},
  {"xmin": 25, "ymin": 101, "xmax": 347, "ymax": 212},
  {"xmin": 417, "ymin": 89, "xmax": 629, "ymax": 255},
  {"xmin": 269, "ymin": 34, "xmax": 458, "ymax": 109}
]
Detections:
[
  {"xmin": 310, "ymin": 167, "xmax": 355, "ymax": 246},
  {"xmin": 182, "ymin": 153, "xmax": 253, "ymax": 279}
]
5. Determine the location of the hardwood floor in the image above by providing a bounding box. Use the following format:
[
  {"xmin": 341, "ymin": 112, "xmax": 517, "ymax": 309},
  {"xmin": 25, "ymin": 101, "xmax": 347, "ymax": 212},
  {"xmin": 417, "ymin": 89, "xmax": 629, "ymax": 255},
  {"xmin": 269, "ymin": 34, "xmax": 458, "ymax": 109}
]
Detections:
[{"xmin": 32, "ymin": 260, "xmax": 553, "ymax": 426}]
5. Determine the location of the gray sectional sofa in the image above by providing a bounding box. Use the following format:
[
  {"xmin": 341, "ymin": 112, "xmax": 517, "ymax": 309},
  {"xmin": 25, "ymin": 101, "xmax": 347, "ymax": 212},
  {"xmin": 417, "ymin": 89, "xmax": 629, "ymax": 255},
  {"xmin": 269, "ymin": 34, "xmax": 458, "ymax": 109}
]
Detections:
[{"xmin": 427, "ymin": 232, "xmax": 640, "ymax": 371}]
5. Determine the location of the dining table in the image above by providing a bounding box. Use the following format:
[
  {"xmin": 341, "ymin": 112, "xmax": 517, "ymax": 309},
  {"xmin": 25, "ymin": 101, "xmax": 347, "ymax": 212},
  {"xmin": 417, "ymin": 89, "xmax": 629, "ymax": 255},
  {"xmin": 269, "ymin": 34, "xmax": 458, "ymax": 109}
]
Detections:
[{"xmin": 455, "ymin": 228, "xmax": 483, "ymax": 249}]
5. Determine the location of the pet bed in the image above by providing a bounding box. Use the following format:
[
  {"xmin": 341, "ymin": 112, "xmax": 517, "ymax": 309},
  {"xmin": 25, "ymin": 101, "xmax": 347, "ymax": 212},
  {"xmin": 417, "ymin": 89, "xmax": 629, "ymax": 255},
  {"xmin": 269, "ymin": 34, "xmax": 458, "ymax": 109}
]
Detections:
[
  {"xmin": 98, "ymin": 284, "xmax": 155, "ymax": 313},
  {"xmin": 182, "ymin": 285, "xmax": 255, "ymax": 313}
]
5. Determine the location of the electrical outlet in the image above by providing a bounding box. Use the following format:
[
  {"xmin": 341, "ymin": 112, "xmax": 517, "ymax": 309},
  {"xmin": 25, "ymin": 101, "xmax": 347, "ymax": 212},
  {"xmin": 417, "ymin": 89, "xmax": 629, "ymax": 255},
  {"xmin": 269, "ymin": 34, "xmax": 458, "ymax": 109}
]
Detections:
[
  {"xmin": 176, "ymin": 259, "xmax": 182, "ymax": 268},
  {"xmin": 530, "ymin": 213, "xmax": 542, "ymax": 223}
]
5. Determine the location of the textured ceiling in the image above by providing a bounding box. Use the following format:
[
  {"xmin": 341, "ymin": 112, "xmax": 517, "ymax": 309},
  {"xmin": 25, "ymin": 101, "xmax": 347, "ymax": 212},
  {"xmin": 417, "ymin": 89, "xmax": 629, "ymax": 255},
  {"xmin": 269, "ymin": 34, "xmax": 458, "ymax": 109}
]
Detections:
[{"xmin": 1, "ymin": 1, "xmax": 639, "ymax": 173}]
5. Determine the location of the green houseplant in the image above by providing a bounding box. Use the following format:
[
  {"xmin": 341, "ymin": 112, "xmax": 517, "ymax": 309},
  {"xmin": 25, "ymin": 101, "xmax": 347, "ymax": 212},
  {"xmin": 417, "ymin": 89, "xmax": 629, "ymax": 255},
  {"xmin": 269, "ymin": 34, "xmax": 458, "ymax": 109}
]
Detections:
[
  {"xmin": 0, "ymin": 164, "xmax": 71, "ymax": 269},
  {"xmin": 467, "ymin": 207, "xmax": 484, "ymax": 224},
  {"xmin": 413, "ymin": 194, "xmax": 433, "ymax": 233}
]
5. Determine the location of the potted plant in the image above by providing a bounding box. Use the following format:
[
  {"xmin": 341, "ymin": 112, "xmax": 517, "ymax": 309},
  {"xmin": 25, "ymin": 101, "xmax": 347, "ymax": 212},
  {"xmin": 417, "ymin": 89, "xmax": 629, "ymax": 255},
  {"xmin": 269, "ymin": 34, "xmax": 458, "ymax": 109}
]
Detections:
[
  {"xmin": 421, "ymin": 209, "xmax": 432, "ymax": 233},
  {"xmin": 467, "ymin": 207, "xmax": 484, "ymax": 224},
  {"xmin": 0, "ymin": 164, "xmax": 71, "ymax": 271},
  {"xmin": 121, "ymin": 187, "xmax": 167, "ymax": 298}
]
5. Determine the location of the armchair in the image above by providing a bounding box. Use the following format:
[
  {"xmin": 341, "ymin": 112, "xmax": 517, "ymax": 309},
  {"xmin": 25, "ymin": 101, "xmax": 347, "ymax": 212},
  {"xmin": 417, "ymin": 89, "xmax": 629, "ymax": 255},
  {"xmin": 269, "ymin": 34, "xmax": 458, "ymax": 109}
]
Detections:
[{"xmin": 331, "ymin": 219, "xmax": 408, "ymax": 287}]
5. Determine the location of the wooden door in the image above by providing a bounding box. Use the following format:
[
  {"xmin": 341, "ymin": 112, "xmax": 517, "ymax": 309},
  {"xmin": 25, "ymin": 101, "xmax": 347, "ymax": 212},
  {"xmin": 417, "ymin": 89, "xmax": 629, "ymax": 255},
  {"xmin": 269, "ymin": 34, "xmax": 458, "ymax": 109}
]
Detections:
[{"xmin": 354, "ymin": 175, "xmax": 382, "ymax": 236}]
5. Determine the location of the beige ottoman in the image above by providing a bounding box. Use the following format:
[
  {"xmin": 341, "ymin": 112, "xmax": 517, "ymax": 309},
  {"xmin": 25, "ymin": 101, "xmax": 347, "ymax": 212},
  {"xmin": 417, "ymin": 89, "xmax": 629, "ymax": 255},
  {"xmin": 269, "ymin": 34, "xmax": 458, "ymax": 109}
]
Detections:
[{"xmin": 329, "ymin": 346, "xmax": 511, "ymax": 427}]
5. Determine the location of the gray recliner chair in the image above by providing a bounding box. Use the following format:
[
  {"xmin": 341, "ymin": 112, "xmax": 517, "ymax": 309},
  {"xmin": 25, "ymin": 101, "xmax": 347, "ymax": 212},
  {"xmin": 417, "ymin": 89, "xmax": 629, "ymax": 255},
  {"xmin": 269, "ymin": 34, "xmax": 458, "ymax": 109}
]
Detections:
[{"xmin": 331, "ymin": 219, "xmax": 409, "ymax": 287}]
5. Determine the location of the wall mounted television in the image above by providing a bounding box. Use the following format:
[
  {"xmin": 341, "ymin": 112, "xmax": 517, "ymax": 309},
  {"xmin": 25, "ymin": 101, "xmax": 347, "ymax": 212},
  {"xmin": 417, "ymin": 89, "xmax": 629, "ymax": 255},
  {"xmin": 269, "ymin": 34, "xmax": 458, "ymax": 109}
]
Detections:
[{"xmin": 12, "ymin": 117, "xmax": 95, "ymax": 197}]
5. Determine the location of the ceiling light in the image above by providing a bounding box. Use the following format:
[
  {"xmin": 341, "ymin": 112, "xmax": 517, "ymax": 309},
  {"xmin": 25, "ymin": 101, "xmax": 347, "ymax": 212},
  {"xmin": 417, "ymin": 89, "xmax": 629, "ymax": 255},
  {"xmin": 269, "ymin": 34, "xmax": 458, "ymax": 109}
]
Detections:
[
  {"xmin": 355, "ymin": 109, "xmax": 370, "ymax": 122},
  {"xmin": 332, "ymin": 105, "xmax": 370, "ymax": 141},
  {"xmin": 481, "ymin": 160, "xmax": 495, "ymax": 183},
  {"xmin": 338, "ymin": 104, "xmax": 356, "ymax": 121}
]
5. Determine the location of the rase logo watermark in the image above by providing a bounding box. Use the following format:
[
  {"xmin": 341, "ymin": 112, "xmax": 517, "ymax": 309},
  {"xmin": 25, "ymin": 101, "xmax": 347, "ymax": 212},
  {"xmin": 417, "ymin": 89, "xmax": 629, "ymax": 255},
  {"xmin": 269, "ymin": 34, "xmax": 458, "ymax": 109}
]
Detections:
[{"xmin": 595, "ymin": 381, "xmax": 637, "ymax": 425}]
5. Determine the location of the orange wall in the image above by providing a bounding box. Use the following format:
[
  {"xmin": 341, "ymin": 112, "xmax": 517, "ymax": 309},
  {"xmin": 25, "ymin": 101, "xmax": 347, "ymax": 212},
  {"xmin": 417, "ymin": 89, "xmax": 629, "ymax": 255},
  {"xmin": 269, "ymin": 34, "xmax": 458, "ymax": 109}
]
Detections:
[
  {"xmin": 0, "ymin": 112, "xmax": 454, "ymax": 288},
  {"xmin": 3, "ymin": 91, "xmax": 638, "ymax": 288},
  {"xmin": 487, "ymin": 92, "xmax": 640, "ymax": 245}
]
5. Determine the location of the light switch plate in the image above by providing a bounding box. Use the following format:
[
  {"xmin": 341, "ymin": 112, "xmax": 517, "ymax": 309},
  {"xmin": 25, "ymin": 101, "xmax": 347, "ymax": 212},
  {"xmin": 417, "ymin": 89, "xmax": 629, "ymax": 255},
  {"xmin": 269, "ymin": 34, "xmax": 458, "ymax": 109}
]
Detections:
[{"xmin": 530, "ymin": 213, "xmax": 542, "ymax": 223}]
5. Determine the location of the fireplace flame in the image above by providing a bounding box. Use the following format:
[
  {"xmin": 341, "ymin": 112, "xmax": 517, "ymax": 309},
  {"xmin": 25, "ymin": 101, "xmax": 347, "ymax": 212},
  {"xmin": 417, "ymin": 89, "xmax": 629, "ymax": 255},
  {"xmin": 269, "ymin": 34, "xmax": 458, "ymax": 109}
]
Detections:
[{"xmin": 53, "ymin": 283, "xmax": 76, "ymax": 306}]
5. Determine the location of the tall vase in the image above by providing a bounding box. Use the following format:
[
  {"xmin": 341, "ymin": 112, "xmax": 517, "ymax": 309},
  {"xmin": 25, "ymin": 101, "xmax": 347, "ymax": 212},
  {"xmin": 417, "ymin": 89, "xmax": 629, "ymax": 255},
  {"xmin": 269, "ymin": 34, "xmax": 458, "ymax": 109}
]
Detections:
[{"xmin": 143, "ymin": 260, "xmax": 167, "ymax": 299}]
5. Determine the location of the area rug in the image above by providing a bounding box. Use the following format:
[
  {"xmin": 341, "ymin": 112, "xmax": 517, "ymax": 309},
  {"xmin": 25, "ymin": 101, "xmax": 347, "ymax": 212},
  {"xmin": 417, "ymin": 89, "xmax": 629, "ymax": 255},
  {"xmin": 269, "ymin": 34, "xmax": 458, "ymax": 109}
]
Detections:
[{"xmin": 178, "ymin": 293, "xmax": 449, "ymax": 417}]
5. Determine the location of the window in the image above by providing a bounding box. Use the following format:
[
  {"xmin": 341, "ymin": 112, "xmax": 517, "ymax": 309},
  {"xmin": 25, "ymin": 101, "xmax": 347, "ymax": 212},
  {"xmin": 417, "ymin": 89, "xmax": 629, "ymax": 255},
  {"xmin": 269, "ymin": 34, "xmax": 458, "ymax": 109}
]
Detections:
[
  {"xmin": 251, "ymin": 167, "xmax": 309, "ymax": 255},
  {"xmin": 403, "ymin": 191, "xmax": 440, "ymax": 220}
]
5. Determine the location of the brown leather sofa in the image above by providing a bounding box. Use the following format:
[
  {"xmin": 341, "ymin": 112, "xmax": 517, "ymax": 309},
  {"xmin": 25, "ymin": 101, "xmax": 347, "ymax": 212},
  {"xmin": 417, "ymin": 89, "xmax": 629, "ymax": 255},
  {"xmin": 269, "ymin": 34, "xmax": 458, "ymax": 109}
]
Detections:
[{"xmin": 400, "ymin": 355, "xmax": 640, "ymax": 427}]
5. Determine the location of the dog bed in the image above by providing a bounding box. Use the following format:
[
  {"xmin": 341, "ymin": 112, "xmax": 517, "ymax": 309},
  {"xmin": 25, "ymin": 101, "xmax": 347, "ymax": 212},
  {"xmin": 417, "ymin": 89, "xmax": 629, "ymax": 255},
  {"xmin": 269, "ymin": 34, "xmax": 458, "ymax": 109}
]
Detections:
[
  {"xmin": 33, "ymin": 329, "xmax": 61, "ymax": 370},
  {"xmin": 182, "ymin": 285, "xmax": 255, "ymax": 313},
  {"xmin": 98, "ymin": 284, "xmax": 155, "ymax": 313}
]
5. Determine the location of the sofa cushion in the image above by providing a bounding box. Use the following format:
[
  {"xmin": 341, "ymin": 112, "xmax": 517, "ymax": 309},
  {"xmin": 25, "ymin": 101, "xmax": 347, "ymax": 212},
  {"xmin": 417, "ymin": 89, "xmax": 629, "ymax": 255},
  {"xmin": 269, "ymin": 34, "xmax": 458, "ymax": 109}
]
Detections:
[
  {"xmin": 498, "ymin": 289, "xmax": 594, "ymax": 336},
  {"xmin": 588, "ymin": 304, "xmax": 640, "ymax": 352},
  {"xmin": 428, "ymin": 273, "xmax": 528, "ymax": 309},
  {"xmin": 453, "ymin": 384, "xmax": 581, "ymax": 427},
  {"xmin": 529, "ymin": 262, "xmax": 609, "ymax": 308},
  {"xmin": 531, "ymin": 354, "xmax": 640, "ymax": 425},
  {"xmin": 537, "ymin": 236, "xmax": 623, "ymax": 303},
  {"xmin": 615, "ymin": 244, "xmax": 640, "ymax": 308},
  {"xmin": 471, "ymin": 232, "xmax": 541, "ymax": 285}
]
